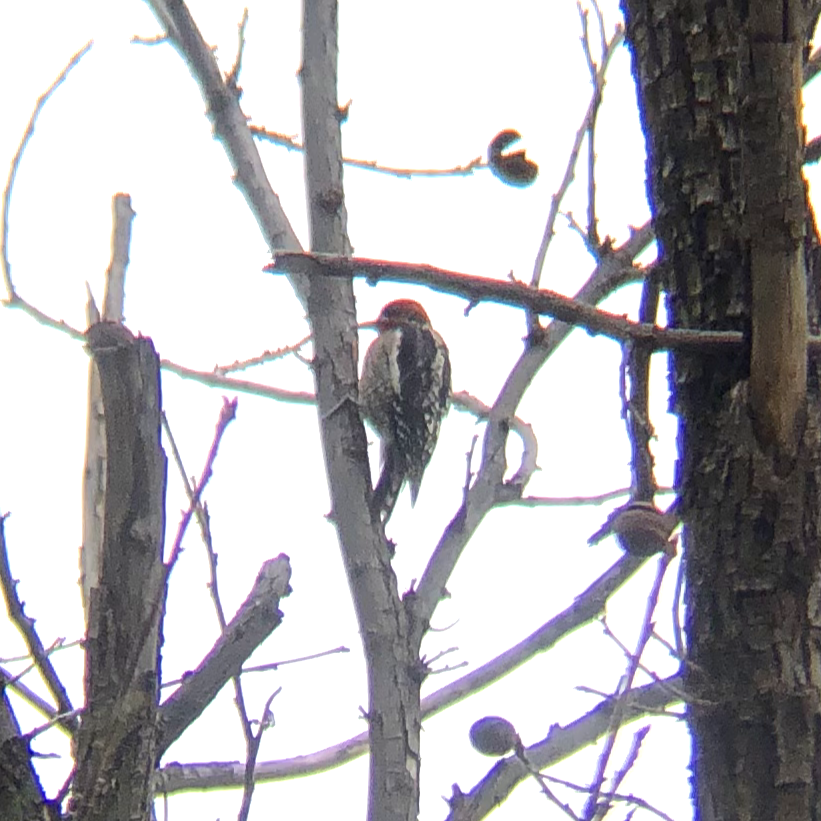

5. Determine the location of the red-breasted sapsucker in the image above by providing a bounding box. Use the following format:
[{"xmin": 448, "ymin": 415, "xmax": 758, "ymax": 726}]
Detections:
[{"xmin": 360, "ymin": 299, "xmax": 451, "ymax": 522}]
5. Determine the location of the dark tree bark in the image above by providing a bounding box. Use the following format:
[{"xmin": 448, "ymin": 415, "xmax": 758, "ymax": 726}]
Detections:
[
  {"xmin": 622, "ymin": 1, "xmax": 821, "ymax": 818},
  {"xmin": 0, "ymin": 683, "xmax": 56, "ymax": 821},
  {"xmin": 70, "ymin": 324, "xmax": 167, "ymax": 821}
]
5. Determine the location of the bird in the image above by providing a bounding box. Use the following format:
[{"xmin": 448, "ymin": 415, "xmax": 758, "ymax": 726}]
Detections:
[
  {"xmin": 588, "ymin": 499, "xmax": 680, "ymax": 556},
  {"xmin": 359, "ymin": 299, "xmax": 451, "ymax": 523}
]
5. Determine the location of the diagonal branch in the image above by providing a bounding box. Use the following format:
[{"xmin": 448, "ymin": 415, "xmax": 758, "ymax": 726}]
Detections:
[
  {"xmin": 0, "ymin": 516, "xmax": 77, "ymax": 735},
  {"xmin": 444, "ymin": 674, "xmax": 684, "ymax": 821},
  {"xmin": 156, "ymin": 555, "xmax": 291, "ymax": 757},
  {"xmin": 408, "ymin": 229, "xmax": 660, "ymax": 638},
  {"xmin": 143, "ymin": 0, "xmax": 304, "ymax": 272},
  {"xmin": 530, "ymin": 23, "xmax": 624, "ymax": 292},
  {"xmin": 155, "ymin": 549, "xmax": 650, "ymax": 793}
]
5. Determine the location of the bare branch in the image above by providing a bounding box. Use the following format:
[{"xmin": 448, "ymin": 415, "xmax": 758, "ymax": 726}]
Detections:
[
  {"xmin": 165, "ymin": 397, "xmax": 237, "ymax": 570},
  {"xmin": 157, "ymin": 556, "xmax": 291, "ymax": 757},
  {"xmin": 238, "ymin": 686, "xmax": 281, "ymax": 821},
  {"xmin": 0, "ymin": 665, "xmax": 66, "ymax": 734},
  {"xmin": 444, "ymin": 674, "xmax": 683, "ymax": 821},
  {"xmin": 143, "ymin": 0, "xmax": 303, "ymax": 267},
  {"xmin": 508, "ymin": 487, "xmax": 674, "ymax": 508},
  {"xmin": 0, "ymin": 516, "xmax": 77, "ymax": 734},
  {"xmin": 452, "ymin": 391, "xmax": 537, "ymax": 488},
  {"xmin": 225, "ymin": 7, "xmax": 249, "ymax": 92},
  {"xmin": 156, "ymin": 672, "xmax": 683, "ymax": 795},
  {"xmin": 269, "ymin": 252, "xmax": 749, "ymax": 353},
  {"xmin": 82, "ymin": 193, "xmax": 135, "ymax": 622},
  {"xmin": 214, "ymin": 332, "xmax": 312, "ymax": 375},
  {"xmin": 163, "ymin": 400, "xmax": 256, "ymax": 757},
  {"xmin": 408, "ymin": 237, "xmax": 663, "ymax": 639},
  {"xmin": 161, "ymin": 358, "xmax": 315, "ymax": 403},
  {"xmin": 131, "ymin": 33, "xmax": 170, "ymax": 46},
  {"xmin": 542, "ymin": 771, "xmax": 677, "ymax": 821},
  {"xmin": 625, "ymin": 270, "xmax": 662, "ymax": 500},
  {"xmin": 530, "ymin": 24, "xmax": 624, "ymax": 292},
  {"xmin": 252, "ymin": 126, "xmax": 485, "ymax": 178},
  {"xmin": 160, "ymin": 645, "xmax": 350, "ymax": 687},
  {"xmin": 601, "ymin": 724, "xmax": 650, "ymax": 816},
  {"xmin": 154, "ymin": 545, "xmax": 654, "ymax": 794},
  {"xmin": 2, "ymin": 41, "xmax": 93, "ymax": 303},
  {"xmin": 583, "ymin": 553, "xmax": 673, "ymax": 820}
]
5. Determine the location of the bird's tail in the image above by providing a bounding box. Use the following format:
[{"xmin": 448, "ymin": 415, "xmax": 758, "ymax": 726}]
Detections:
[{"xmin": 371, "ymin": 449, "xmax": 405, "ymax": 523}]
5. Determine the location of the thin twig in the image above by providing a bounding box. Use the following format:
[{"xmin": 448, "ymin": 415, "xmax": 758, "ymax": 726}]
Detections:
[
  {"xmin": 530, "ymin": 24, "xmax": 624, "ymax": 294},
  {"xmin": 543, "ymin": 772, "xmax": 677, "ymax": 821},
  {"xmin": 452, "ymin": 391, "xmax": 538, "ymax": 487},
  {"xmin": 131, "ymin": 34, "xmax": 169, "ymax": 46},
  {"xmin": 0, "ymin": 637, "xmax": 81, "ymax": 665},
  {"xmin": 2, "ymin": 41, "xmax": 93, "ymax": 301},
  {"xmin": 564, "ymin": 210, "xmax": 601, "ymax": 258},
  {"xmin": 0, "ymin": 665, "xmax": 65, "ymax": 731},
  {"xmin": 214, "ymin": 332, "xmax": 312, "ymax": 375},
  {"xmin": 599, "ymin": 617, "xmax": 684, "ymax": 696},
  {"xmin": 165, "ymin": 397, "xmax": 238, "ymax": 570},
  {"xmin": 162, "ymin": 401, "xmax": 256, "ymax": 764},
  {"xmin": 24, "ymin": 708, "xmax": 84, "ymax": 742},
  {"xmin": 238, "ymin": 687, "xmax": 281, "ymax": 821},
  {"xmin": 251, "ymin": 126, "xmax": 485, "ymax": 178},
  {"xmin": 225, "ymin": 8, "xmax": 249, "ymax": 91},
  {"xmin": 578, "ymin": 1, "xmax": 602, "ymax": 252},
  {"xmin": 604, "ymin": 725, "xmax": 651, "ymax": 812},
  {"xmin": 54, "ymin": 765, "xmax": 77, "ymax": 808},
  {"xmin": 159, "ymin": 645, "xmax": 350, "ymax": 688},
  {"xmin": 0, "ymin": 516, "xmax": 78, "ymax": 734},
  {"xmin": 517, "ymin": 745, "xmax": 582, "ymax": 821},
  {"xmin": 509, "ymin": 487, "xmax": 674, "ymax": 508},
  {"xmin": 162, "ymin": 358, "xmax": 315, "ymax": 403},
  {"xmin": 583, "ymin": 551, "xmax": 673, "ymax": 820}
]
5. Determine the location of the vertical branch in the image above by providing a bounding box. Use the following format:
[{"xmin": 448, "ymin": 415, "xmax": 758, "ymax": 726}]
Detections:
[
  {"xmin": 81, "ymin": 193, "xmax": 134, "ymax": 622},
  {"xmin": 72, "ymin": 324, "xmax": 167, "ymax": 821},
  {"xmin": 625, "ymin": 273, "xmax": 660, "ymax": 500},
  {"xmin": 300, "ymin": 4, "xmax": 421, "ymax": 821}
]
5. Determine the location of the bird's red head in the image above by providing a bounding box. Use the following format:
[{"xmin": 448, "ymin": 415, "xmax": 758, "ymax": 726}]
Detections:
[{"xmin": 373, "ymin": 299, "xmax": 431, "ymax": 330}]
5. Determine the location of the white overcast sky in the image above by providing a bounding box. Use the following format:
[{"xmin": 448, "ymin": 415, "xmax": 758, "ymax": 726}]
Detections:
[{"xmin": 5, "ymin": 2, "xmax": 819, "ymax": 820}]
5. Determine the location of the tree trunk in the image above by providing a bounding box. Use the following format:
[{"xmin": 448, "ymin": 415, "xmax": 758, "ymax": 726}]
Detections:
[
  {"xmin": 622, "ymin": 1, "xmax": 821, "ymax": 818},
  {"xmin": 71, "ymin": 324, "xmax": 167, "ymax": 821}
]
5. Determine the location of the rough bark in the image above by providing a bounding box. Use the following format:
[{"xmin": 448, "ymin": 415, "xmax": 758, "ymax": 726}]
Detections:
[
  {"xmin": 0, "ymin": 685, "xmax": 56, "ymax": 821},
  {"xmin": 622, "ymin": 1, "xmax": 821, "ymax": 818},
  {"xmin": 70, "ymin": 323, "xmax": 167, "ymax": 821},
  {"xmin": 81, "ymin": 193, "xmax": 134, "ymax": 622}
]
